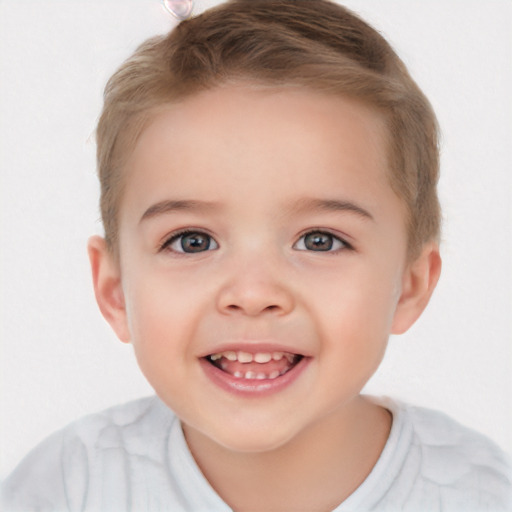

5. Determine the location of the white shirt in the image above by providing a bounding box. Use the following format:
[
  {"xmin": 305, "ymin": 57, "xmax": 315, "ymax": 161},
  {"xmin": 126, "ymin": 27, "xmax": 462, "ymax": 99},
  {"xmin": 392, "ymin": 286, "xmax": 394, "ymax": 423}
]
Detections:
[{"xmin": 2, "ymin": 396, "xmax": 511, "ymax": 511}]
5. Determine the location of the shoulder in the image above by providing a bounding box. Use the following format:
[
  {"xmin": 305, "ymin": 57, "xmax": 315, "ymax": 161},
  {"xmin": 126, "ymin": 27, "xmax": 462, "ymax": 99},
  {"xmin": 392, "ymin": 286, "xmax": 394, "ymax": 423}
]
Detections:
[
  {"xmin": 30, "ymin": 395, "xmax": 175, "ymax": 461},
  {"xmin": 2, "ymin": 396, "xmax": 176, "ymax": 512},
  {"xmin": 404, "ymin": 402, "xmax": 511, "ymax": 478},
  {"xmin": 394, "ymin": 400, "xmax": 512, "ymax": 510}
]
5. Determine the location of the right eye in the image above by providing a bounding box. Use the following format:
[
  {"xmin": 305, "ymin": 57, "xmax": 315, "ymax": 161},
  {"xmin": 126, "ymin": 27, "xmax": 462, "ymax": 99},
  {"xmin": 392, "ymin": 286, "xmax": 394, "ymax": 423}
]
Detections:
[{"xmin": 161, "ymin": 230, "xmax": 219, "ymax": 254}]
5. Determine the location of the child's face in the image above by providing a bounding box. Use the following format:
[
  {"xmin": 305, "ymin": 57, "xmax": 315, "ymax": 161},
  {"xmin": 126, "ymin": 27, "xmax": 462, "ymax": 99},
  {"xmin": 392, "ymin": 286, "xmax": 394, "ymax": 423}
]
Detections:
[{"xmin": 110, "ymin": 85, "xmax": 413, "ymax": 451}]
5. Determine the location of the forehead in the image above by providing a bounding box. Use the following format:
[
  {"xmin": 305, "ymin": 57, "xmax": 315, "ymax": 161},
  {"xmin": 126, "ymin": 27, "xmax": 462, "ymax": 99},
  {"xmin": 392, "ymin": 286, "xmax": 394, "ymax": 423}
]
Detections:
[{"xmin": 120, "ymin": 85, "xmax": 398, "ymax": 223}]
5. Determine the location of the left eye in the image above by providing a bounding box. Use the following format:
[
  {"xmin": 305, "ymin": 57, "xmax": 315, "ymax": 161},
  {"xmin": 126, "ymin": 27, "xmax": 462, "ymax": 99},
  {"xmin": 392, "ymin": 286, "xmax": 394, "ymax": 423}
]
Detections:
[
  {"xmin": 163, "ymin": 231, "xmax": 219, "ymax": 254},
  {"xmin": 294, "ymin": 231, "xmax": 347, "ymax": 252}
]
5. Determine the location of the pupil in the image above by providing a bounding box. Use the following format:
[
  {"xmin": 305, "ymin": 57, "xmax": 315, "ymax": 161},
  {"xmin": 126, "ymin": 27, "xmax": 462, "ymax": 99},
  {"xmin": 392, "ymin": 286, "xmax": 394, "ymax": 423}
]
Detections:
[
  {"xmin": 182, "ymin": 233, "xmax": 210, "ymax": 252},
  {"xmin": 305, "ymin": 232, "xmax": 333, "ymax": 251}
]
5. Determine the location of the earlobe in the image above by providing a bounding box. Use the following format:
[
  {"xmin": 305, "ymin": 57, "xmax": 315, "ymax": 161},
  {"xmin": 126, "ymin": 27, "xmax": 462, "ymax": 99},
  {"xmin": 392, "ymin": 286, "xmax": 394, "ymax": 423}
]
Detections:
[
  {"xmin": 87, "ymin": 236, "xmax": 131, "ymax": 343},
  {"xmin": 391, "ymin": 243, "xmax": 442, "ymax": 335}
]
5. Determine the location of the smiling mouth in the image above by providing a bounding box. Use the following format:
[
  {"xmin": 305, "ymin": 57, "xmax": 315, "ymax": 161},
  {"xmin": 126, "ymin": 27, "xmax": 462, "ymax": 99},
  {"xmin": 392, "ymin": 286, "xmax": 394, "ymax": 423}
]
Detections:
[{"xmin": 205, "ymin": 350, "xmax": 303, "ymax": 380}]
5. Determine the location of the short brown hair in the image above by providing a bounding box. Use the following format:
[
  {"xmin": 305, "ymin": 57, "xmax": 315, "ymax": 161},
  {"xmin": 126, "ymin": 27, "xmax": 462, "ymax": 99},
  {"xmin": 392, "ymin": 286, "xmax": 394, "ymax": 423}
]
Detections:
[{"xmin": 96, "ymin": 0, "xmax": 441, "ymax": 257}]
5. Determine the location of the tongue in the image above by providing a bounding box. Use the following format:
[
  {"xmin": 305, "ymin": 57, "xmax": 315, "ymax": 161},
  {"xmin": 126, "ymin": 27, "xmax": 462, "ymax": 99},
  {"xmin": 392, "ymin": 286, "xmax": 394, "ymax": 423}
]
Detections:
[{"xmin": 216, "ymin": 356, "xmax": 296, "ymax": 377}]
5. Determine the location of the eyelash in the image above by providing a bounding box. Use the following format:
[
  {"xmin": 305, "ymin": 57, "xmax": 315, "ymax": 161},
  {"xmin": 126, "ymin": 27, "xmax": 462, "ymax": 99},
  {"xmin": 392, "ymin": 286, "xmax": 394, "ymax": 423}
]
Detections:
[
  {"xmin": 159, "ymin": 229, "xmax": 352, "ymax": 254},
  {"xmin": 294, "ymin": 230, "xmax": 352, "ymax": 253},
  {"xmin": 159, "ymin": 229, "xmax": 218, "ymax": 254}
]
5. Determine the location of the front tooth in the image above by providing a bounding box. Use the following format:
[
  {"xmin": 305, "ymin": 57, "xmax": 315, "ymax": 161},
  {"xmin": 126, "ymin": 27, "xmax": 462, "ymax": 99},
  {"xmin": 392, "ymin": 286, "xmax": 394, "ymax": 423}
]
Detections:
[
  {"xmin": 269, "ymin": 370, "xmax": 280, "ymax": 379},
  {"xmin": 245, "ymin": 371, "xmax": 257, "ymax": 379},
  {"xmin": 272, "ymin": 352, "xmax": 284, "ymax": 361},
  {"xmin": 234, "ymin": 371, "xmax": 243, "ymax": 378},
  {"xmin": 254, "ymin": 352, "xmax": 272, "ymax": 363},
  {"xmin": 238, "ymin": 351, "xmax": 253, "ymax": 363},
  {"xmin": 256, "ymin": 372, "xmax": 267, "ymax": 380},
  {"xmin": 224, "ymin": 351, "xmax": 237, "ymax": 361}
]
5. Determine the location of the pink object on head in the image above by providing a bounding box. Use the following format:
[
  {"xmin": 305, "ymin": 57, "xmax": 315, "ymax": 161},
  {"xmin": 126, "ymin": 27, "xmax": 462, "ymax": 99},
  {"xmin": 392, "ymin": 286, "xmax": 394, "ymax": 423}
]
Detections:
[{"xmin": 162, "ymin": 0, "xmax": 194, "ymax": 20}]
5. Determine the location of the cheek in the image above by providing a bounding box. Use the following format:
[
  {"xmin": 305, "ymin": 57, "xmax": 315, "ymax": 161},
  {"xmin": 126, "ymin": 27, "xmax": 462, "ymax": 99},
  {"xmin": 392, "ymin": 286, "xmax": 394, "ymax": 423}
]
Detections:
[
  {"xmin": 124, "ymin": 272, "xmax": 205, "ymax": 361},
  {"xmin": 125, "ymin": 285, "xmax": 198, "ymax": 402},
  {"xmin": 311, "ymin": 260, "xmax": 400, "ymax": 367},
  {"xmin": 316, "ymin": 261, "xmax": 399, "ymax": 331},
  {"xmin": 317, "ymin": 283, "xmax": 393, "ymax": 390}
]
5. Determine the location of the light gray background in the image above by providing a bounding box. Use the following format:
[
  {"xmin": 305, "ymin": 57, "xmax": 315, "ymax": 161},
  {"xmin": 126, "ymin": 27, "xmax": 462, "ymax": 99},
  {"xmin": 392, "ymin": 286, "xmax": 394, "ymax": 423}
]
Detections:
[{"xmin": 1, "ymin": 0, "xmax": 511, "ymax": 480}]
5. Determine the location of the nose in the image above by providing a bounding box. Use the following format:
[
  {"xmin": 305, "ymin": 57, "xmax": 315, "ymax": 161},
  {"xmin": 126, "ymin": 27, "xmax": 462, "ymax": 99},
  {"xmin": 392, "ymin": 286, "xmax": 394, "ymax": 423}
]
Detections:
[{"xmin": 216, "ymin": 258, "xmax": 295, "ymax": 317}]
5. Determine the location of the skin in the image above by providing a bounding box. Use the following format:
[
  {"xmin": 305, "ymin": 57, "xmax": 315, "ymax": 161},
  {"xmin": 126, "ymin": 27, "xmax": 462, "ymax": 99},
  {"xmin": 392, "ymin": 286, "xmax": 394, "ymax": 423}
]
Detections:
[{"xmin": 89, "ymin": 85, "xmax": 441, "ymax": 511}]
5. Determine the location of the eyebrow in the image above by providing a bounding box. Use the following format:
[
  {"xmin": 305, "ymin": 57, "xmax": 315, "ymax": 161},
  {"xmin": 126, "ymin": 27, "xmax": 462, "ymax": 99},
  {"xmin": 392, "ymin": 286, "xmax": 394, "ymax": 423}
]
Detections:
[
  {"xmin": 289, "ymin": 197, "xmax": 374, "ymax": 221},
  {"xmin": 140, "ymin": 197, "xmax": 374, "ymax": 223},
  {"xmin": 140, "ymin": 199, "xmax": 219, "ymax": 223}
]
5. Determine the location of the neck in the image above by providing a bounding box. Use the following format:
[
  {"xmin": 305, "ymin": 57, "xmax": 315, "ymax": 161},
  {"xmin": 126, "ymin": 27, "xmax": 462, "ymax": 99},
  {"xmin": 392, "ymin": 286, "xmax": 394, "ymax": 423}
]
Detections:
[{"xmin": 183, "ymin": 396, "xmax": 392, "ymax": 512}]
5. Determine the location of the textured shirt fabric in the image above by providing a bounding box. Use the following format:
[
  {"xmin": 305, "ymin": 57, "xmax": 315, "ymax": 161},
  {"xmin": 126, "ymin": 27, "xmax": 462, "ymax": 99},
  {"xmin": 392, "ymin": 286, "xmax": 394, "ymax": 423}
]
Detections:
[{"xmin": 2, "ymin": 395, "xmax": 511, "ymax": 511}]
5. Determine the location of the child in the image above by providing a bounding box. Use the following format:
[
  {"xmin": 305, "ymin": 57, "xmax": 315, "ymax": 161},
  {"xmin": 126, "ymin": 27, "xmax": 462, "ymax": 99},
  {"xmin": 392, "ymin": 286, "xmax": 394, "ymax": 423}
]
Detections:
[{"xmin": 3, "ymin": 0, "xmax": 511, "ymax": 510}]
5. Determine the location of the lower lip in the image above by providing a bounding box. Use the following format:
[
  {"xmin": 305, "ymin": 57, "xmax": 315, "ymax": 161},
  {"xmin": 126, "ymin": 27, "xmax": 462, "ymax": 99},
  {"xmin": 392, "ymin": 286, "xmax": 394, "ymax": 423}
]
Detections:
[{"xmin": 200, "ymin": 356, "xmax": 310, "ymax": 397}]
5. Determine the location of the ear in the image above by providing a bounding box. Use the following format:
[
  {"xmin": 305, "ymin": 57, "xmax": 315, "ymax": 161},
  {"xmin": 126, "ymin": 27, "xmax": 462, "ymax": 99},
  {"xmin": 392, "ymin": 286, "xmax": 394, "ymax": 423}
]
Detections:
[
  {"xmin": 87, "ymin": 236, "xmax": 131, "ymax": 343},
  {"xmin": 391, "ymin": 242, "xmax": 442, "ymax": 335}
]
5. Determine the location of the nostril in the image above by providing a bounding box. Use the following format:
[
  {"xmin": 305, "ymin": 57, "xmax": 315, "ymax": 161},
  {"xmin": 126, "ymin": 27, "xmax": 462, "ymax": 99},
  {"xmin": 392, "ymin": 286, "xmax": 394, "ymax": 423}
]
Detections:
[
  {"xmin": 223, "ymin": 303, "xmax": 281, "ymax": 315},
  {"xmin": 217, "ymin": 283, "xmax": 295, "ymax": 316}
]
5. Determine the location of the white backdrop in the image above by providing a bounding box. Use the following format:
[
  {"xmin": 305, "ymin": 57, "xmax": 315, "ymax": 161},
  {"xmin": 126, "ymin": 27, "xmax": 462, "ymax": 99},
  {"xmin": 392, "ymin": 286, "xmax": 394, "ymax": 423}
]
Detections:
[{"xmin": 1, "ymin": 0, "xmax": 511, "ymax": 480}]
